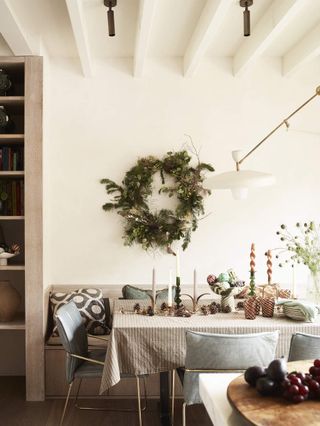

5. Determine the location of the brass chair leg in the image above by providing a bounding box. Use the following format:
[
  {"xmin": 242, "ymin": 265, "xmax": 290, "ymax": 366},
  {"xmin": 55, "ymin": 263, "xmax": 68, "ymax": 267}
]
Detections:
[
  {"xmin": 60, "ymin": 381, "xmax": 74, "ymax": 426},
  {"xmin": 72, "ymin": 376, "xmax": 147, "ymax": 415},
  {"xmin": 136, "ymin": 375, "xmax": 143, "ymax": 426},
  {"xmin": 74, "ymin": 378, "xmax": 82, "ymax": 409},
  {"xmin": 182, "ymin": 402, "xmax": 187, "ymax": 426},
  {"xmin": 171, "ymin": 370, "xmax": 175, "ymax": 426}
]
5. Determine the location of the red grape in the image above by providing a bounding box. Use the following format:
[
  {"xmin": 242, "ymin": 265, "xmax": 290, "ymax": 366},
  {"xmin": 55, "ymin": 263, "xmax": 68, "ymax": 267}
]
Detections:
[
  {"xmin": 290, "ymin": 376, "xmax": 302, "ymax": 386},
  {"xmin": 299, "ymin": 385, "xmax": 309, "ymax": 397},
  {"xmin": 314, "ymin": 359, "xmax": 320, "ymax": 368},
  {"xmin": 309, "ymin": 380, "xmax": 320, "ymax": 392},
  {"xmin": 288, "ymin": 384, "xmax": 299, "ymax": 395},
  {"xmin": 309, "ymin": 366, "xmax": 320, "ymax": 377},
  {"xmin": 292, "ymin": 394, "xmax": 304, "ymax": 403},
  {"xmin": 296, "ymin": 372, "xmax": 306, "ymax": 381}
]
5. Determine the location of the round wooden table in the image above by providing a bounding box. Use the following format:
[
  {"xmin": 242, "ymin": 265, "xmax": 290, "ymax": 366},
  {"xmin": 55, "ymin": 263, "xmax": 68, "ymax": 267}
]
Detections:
[{"xmin": 227, "ymin": 360, "xmax": 320, "ymax": 426}]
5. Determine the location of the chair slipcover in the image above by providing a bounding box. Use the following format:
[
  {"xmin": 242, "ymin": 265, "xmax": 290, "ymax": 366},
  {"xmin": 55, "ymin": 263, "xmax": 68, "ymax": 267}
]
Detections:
[
  {"xmin": 183, "ymin": 330, "xmax": 279, "ymax": 405},
  {"xmin": 288, "ymin": 332, "xmax": 320, "ymax": 361},
  {"xmin": 56, "ymin": 302, "xmax": 97, "ymax": 384}
]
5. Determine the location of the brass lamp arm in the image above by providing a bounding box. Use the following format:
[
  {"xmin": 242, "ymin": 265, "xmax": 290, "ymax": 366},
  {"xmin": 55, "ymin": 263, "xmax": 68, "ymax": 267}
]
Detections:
[{"xmin": 236, "ymin": 86, "xmax": 320, "ymax": 170}]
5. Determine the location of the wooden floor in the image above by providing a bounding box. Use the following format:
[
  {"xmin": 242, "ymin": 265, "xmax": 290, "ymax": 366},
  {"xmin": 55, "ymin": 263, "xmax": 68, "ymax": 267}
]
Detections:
[{"xmin": 0, "ymin": 377, "xmax": 212, "ymax": 426}]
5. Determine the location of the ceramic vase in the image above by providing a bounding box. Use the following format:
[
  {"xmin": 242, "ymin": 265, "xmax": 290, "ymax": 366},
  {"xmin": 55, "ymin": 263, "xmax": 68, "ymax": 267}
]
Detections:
[
  {"xmin": 0, "ymin": 280, "xmax": 21, "ymax": 321},
  {"xmin": 221, "ymin": 293, "xmax": 235, "ymax": 312}
]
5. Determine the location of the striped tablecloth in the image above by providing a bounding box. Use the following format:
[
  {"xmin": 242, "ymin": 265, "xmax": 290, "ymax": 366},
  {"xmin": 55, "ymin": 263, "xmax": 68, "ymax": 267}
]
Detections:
[{"xmin": 99, "ymin": 299, "xmax": 320, "ymax": 394}]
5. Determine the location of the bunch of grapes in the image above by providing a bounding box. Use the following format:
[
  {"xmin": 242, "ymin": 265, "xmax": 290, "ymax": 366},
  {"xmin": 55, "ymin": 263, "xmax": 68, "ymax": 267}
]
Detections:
[
  {"xmin": 245, "ymin": 358, "xmax": 320, "ymax": 404},
  {"xmin": 282, "ymin": 360, "xmax": 320, "ymax": 403}
]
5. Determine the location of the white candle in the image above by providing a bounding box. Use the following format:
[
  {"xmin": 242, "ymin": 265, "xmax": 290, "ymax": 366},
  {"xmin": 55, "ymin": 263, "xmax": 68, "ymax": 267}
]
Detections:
[
  {"xmin": 193, "ymin": 269, "xmax": 197, "ymax": 302},
  {"xmin": 176, "ymin": 249, "xmax": 180, "ymax": 277},
  {"xmin": 168, "ymin": 269, "xmax": 173, "ymax": 307},
  {"xmin": 152, "ymin": 268, "xmax": 156, "ymax": 303}
]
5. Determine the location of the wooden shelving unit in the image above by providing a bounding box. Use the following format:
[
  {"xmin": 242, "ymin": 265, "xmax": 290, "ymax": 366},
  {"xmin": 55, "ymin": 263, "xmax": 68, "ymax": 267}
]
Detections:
[{"xmin": 0, "ymin": 56, "xmax": 43, "ymax": 401}]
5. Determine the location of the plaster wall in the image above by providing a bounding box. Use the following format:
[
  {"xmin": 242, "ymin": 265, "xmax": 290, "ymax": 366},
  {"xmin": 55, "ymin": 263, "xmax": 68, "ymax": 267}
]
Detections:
[{"xmin": 45, "ymin": 56, "xmax": 320, "ymax": 298}]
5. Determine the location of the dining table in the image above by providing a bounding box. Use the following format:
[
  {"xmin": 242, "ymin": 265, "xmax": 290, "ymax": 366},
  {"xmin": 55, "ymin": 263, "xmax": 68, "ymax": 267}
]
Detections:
[{"xmin": 99, "ymin": 299, "xmax": 320, "ymax": 426}]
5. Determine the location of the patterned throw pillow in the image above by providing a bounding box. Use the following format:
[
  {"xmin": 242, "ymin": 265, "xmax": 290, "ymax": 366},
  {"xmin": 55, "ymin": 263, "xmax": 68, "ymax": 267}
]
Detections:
[{"xmin": 50, "ymin": 288, "xmax": 109, "ymax": 336}]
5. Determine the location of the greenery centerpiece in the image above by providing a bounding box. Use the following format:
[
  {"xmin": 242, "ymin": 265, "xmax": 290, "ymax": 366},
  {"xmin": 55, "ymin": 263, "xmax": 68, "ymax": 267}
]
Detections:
[{"xmin": 276, "ymin": 222, "xmax": 320, "ymax": 304}]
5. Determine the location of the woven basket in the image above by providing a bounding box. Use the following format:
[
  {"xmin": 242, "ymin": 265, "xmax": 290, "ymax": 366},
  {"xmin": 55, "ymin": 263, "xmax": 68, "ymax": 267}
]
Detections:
[{"xmin": 244, "ymin": 297, "xmax": 256, "ymax": 320}]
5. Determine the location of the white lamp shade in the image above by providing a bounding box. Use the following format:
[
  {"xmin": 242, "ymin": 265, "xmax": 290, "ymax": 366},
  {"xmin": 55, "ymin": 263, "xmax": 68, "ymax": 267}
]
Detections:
[
  {"xmin": 206, "ymin": 170, "xmax": 275, "ymax": 189},
  {"xmin": 231, "ymin": 187, "xmax": 248, "ymax": 200}
]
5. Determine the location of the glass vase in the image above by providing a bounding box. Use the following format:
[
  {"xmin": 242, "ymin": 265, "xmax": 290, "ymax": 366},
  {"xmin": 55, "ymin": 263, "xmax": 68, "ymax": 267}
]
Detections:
[{"xmin": 307, "ymin": 270, "xmax": 320, "ymax": 306}]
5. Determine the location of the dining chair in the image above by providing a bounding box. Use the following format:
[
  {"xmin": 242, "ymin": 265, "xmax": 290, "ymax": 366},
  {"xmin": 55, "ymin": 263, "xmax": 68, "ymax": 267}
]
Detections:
[
  {"xmin": 288, "ymin": 332, "xmax": 320, "ymax": 361},
  {"xmin": 174, "ymin": 330, "xmax": 279, "ymax": 426},
  {"xmin": 55, "ymin": 301, "xmax": 147, "ymax": 426}
]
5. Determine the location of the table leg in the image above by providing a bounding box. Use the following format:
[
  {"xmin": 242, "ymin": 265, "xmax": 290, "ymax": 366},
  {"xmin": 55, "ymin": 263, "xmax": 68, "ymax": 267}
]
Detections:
[{"xmin": 160, "ymin": 371, "xmax": 170, "ymax": 426}]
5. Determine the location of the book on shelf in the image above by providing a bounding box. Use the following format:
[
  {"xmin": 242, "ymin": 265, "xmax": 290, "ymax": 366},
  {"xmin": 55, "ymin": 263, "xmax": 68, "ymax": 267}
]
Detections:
[
  {"xmin": 0, "ymin": 179, "xmax": 24, "ymax": 215},
  {"xmin": 0, "ymin": 146, "xmax": 24, "ymax": 171}
]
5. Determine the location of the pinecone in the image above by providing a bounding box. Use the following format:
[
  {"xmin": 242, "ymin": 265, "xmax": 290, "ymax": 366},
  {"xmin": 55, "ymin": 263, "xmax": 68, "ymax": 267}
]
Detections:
[
  {"xmin": 201, "ymin": 305, "xmax": 209, "ymax": 315},
  {"xmin": 237, "ymin": 301, "xmax": 245, "ymax": 310},
  {"xmin": 175, "ymin": 307, "xmax": 185, "ymax": 317},
  {"xmin": 147, "ymin": 306, "xmax": 154, "ymax": 316},
  {"xmin": 160, "ymin": 302, "xmax": 168, "ymax": 311},
  {"xmin": 209, "ymin": 304, "xmax": 218, "ymax": 314},
  {"xmin": 223, "ymin": 305, "xmax": 232, "ymax": 314},
  {"xmin": 133, "ymin": 303, "xmax": 141, "ymax": 313}
]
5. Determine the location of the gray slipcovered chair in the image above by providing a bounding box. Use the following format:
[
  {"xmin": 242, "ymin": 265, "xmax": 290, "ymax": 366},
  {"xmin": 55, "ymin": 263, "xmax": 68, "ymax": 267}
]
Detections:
[
  {"xmin": 288, "ymin": 332, "xmax": 320, "ymax": 361},
  {"xmin": 175, "ymin": 330, "xmax": 279, "ymax": 426},
  {"xmin": 55, "ymin": 301, "xmax": 146, "ymax": 426}
]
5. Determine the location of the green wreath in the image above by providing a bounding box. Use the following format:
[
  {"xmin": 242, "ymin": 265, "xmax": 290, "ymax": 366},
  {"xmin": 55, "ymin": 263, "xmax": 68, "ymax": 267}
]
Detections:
[{"xmin": 100, "ymin": 150, "xmax": 214, "ymax": 251}]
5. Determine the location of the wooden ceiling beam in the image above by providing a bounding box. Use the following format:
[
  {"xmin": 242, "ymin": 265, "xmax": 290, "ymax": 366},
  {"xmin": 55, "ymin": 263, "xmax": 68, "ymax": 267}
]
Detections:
[
  {"xmin": 233, "ymin": 0, "xmax": 306, "ymax": 76},
  {"xmin": 183, "ymin": 0, "xmax": 233, "ymax": 77},
  {"xmin": 65, "ymin": 0, "xmax": 93, "ymax": 77},
  {"xmin": 283, "ymin": 22, "xmax": 320, "ymax": 76},
  {"xmin": 0, "ymin": 0, "xmax": 34, "ymax": 55},
  {"xmin": 133, "ymin": 0, "xmax": 157, "ymax": 77}
]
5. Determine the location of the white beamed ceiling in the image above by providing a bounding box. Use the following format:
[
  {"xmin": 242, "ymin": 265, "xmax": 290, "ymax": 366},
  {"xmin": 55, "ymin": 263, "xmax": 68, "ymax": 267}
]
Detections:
[{"xmin": 1, "ymin": 0, "xmax": 320, "ymax": 78}]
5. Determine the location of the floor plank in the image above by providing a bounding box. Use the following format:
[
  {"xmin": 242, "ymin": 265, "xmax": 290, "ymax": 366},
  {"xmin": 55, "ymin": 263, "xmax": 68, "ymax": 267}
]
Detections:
[{"xmin": 0, "ymin": 377, "xmax": 212, "ymax": 426}]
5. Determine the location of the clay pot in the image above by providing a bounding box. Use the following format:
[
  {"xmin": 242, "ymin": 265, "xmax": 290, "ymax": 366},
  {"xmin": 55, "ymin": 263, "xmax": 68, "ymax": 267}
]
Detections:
[{"xmin": 0, "ymin": 280, "xmax": 21, "ymax": 321}]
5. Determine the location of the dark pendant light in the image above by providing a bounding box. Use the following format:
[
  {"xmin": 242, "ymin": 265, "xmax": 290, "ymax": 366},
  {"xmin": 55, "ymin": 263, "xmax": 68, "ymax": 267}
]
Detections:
[
  {"xmin": 104, "ymin": 0, "xmax": 117, "ymax": 37},
  {"xmin": 240, "ymin": 0, "xmax": 253, "ymax": 36}
]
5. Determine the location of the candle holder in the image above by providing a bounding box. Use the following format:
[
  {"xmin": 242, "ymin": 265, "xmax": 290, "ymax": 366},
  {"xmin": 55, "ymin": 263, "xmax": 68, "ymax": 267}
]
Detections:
[
  {"xmin": 181, "ymin": 293, "xmax": 210, "ymax": 313},
  {"xmin": 174, "ymin": 276, "xmax": 182, "ymax": 308},
  {"xmin": 147, "ymin": 293, "xmax": 158, "ymax": 311}
]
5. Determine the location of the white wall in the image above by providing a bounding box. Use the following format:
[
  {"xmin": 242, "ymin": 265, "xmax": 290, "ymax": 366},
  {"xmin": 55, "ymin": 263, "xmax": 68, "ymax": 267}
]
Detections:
[{"xmin": 45, "ymin": 56, "xmax": 320, "ymax": 298}]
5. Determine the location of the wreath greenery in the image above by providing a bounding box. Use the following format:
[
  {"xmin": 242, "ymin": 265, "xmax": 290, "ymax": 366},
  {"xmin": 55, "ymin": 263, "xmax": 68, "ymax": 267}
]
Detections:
[{"xmin": 100, "ymin": 150, "xmax": 214, "ymax": 251}]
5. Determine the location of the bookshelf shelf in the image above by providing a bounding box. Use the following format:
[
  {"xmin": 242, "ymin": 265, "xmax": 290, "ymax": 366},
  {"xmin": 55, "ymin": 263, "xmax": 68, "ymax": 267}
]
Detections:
[
  {"xmin": 0, "ymin": 216, "xmax": 24, "ymax": 220},
  {"xmin": 0, "ymin": 264, "xmax": 25, "ymax": 271},
  {"xmin": 0, "ymin": 171, "xmax": 24, "ymax": 176},
  {"xmin": 0, "ymin": 96, "xmax": 24, "ymax": 105},
  {"xmin": 0, "ymin": 313, "xmax": 25, "ymax": 330},
  {"xmin": 0, "ymin": 135, "xmax": 24, "ymax": 143}
]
